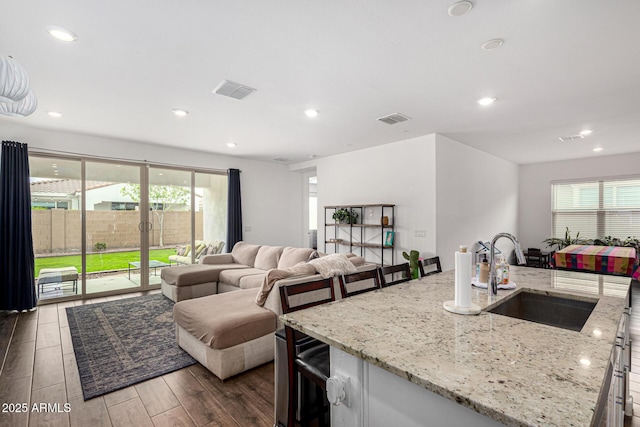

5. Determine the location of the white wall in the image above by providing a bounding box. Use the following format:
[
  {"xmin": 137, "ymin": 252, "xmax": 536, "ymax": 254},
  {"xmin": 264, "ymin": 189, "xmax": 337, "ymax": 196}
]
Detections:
[
  {"xmin": 292, "ymin": 134, "xmax": 438, "ymax": 264},
  {"xmin": 435, "ymin": 135, "xmax": 519, "ymax": 270},
  {"xmin": 1, "ymin": 122, "xmax": 304, "ymax": 248},
  {"xmin": 290, "ymin": 133, "xmax": 520, "ymax": 270},
  {"xmin": 519, "ymin": 151, "xmax": 640, "ymax": 252}
]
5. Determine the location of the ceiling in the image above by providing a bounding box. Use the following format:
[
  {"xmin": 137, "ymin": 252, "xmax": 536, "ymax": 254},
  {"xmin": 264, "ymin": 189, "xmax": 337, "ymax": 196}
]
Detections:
[{"xmin": 2, "ymin": 0, "xmax": 640, "ymax": 165}]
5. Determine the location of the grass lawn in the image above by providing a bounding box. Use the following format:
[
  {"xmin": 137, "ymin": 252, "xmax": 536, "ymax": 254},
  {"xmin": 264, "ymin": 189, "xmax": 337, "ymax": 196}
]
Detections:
[{"xmin": 34, "ymin": 248, "xmax": 176, "ymax": 276}]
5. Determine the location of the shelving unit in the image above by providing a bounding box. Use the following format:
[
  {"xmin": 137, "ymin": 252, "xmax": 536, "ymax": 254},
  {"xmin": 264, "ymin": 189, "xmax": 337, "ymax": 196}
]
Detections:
[{"xmin": 324, "ymin": 204, "xmax": 395, "ymax": 265}]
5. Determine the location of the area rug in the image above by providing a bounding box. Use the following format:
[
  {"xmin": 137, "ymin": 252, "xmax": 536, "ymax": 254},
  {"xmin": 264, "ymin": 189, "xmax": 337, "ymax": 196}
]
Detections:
[{"xmin": 66, "ymin": 294, "xmax": 196, "ymax": 400}]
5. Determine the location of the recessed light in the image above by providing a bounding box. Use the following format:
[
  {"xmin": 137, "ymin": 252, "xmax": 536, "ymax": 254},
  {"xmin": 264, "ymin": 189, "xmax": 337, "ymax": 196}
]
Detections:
[
  {"xmin": 592, "ymin": 329, "xmax": 602, "ymax": 337},
  {"xmin": 477, "ymin": 97, "xmax": 496, "ymax": 106},
  {"xmin": 580, "ymin": 358, "xmax": 591, "ymax": 366},
  {"xmin": 48, "ymin": 111, "xmax": 63, "ymax": 118},
  {"xmin": 51, "ymin": 164, "xmax": 57, "ymax": 168},
  {"xmin": 308, "ymin": 154, "xmax": 317, "ymax": 159},
  {"xmin": 226, "ymin": 142, "xmax": 237, "ymax": 148},
  {"xmin": 593, "ymin": 147, "xmax": 603, "ymax": 152},
  {"xmin": 481, "ymin": 39, "xmax": 504, "ymax": 51},
  {"xmin": 580, "ymin": 129, "xmax": 594, "ymax": 136},
  {"xmin": 172, "ymin": 109, "xmax": 188, "ymax": 117},
  {"xmin": 304, "ymin": 109, "xmax": 319, "ymax": 118},
  {"xmin": 46, "ymin": 25, "xmax": 78, "ymax": 42},
  {"xmin": 448, "ymin": 1, "xmax": 473, "ymax": 16}
]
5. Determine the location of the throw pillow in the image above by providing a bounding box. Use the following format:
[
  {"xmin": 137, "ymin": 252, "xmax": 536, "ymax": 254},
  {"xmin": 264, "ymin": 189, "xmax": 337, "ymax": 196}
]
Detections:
[
  {"xmin": 309, "ymin": 253, "xmax": 357, "ymax": 278},
  {"xmin": 176, "ymin": 246, "xmax": 186, "ymax": 256},
  {"xmin": 195, "ymin": 242, "xmax": 207, "ymax": 257},
  {"xmin": 196, "ymin": 246, "xmax": 209, "ymax": 260},
  {"xmin": 183, "ymin": 244, "xmax": 192, "ymax": 257}
]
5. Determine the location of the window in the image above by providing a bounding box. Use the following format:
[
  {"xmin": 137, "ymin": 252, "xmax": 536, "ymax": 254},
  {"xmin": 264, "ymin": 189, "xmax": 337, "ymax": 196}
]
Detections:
[{"xmin": 552, "ymin": 178, "xmax": 640, "ymax": 240}]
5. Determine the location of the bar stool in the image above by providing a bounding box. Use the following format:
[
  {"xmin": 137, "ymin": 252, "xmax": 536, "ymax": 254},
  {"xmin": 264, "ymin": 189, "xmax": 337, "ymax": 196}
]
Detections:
[
  {"xmin": 338, "ymin": 269, "xmax": 381, "ymax": 298},
  {"xmin": 280, "ymin": 277, "xmax": 335, "ymax": 427},
  {"xmin": 418, "ymin": 256, "xmax": 442, "ymax": 277},
  {"xmin": 379, "ymin": 262, "xmax": 412, "ymax": 287}
]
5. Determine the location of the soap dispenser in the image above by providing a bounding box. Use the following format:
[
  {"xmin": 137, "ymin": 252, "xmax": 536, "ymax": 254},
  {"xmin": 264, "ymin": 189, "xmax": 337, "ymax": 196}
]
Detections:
[{"xmin": 479, "ymin": 254, "xmax": 490, "ymax": 283}]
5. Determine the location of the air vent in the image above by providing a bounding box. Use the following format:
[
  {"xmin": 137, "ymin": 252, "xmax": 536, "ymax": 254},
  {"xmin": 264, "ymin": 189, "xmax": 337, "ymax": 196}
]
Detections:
[
  {"xmin": 272, "ymin": 157, "xmax": 291, "ymax": 163},
  {"xmin": 558, "ymin": 135, "xmax": 585, "ymax": 142},
  {"xmin": 213, "ymin": 80, "xmax": 257, "ymax": 100},
  {"xmin": 377, "ymin": 113, "xmax": 410, "ymax": 125}
]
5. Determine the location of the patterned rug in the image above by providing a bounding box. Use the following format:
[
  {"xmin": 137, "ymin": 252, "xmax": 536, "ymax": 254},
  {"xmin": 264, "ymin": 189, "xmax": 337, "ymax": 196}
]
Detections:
[{"xmin": 66, "ymin": 294, "xmax": 196, "ymax": 400}]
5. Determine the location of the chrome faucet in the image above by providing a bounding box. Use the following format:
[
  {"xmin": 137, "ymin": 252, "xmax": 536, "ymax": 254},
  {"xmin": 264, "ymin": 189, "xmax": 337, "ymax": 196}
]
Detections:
[{"xmin": 488, "ymin": 232, "xmax": 526, "ymax": 296}]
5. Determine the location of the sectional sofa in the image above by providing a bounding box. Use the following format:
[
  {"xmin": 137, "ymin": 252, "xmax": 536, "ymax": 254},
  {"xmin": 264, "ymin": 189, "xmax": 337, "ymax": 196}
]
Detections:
[{"xmin": 163, "ymin": 241, "xmax": 374, "ymax": 380}]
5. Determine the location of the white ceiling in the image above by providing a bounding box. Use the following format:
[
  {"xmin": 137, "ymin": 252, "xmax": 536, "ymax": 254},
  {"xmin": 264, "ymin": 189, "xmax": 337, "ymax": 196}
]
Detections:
[{"xmin": 2, "ymin": 0, "xmax": 640, "ymax": 165}]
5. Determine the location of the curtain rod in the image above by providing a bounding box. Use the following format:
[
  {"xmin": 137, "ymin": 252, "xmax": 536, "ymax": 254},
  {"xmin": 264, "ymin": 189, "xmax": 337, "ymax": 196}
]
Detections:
[{"xmin": 26, "ymin": 145, "xmax": 237, "ymax": 174}]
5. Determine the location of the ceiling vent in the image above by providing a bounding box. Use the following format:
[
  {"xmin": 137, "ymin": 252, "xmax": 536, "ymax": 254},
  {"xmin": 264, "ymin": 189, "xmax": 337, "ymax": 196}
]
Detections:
[
  {"xmin": 557, "ymin": 135, "xmax": 585, "ymax": 142},
  {"xmin": 213, "ymin": 80, "xmax": 256, "ymax": 100},
  {"xmin": 272, "ymin": 157, "xmax": 291, "ymax": 163},
  {"xmin": 377, "ymin": 113, "xmax": 410, "ymax": 125}
]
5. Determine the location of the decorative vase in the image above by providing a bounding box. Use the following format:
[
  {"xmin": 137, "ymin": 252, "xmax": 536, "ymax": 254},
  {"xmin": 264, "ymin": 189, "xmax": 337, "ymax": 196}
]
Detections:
[{"xmin": 381, "ymin": 216, "xmax": 389, "ymax": 226}]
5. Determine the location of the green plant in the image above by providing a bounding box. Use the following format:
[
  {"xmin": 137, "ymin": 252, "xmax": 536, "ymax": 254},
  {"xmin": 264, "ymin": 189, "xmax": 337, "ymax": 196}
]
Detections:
[
  {"xmin": 594, "ymin": 235, "xmax": 640, "ymax": 252},
  {"xmin": 402, "ymin": 250, "xmax": 420, "ymax": 279},
  {"xmin": 94, "ymin": 242, "xmax": 107, "ymax": 252},
  {"xmin": 542, "ymin": 227, "xmax": 589, "ymax": 251},
  {"xmin": 332, "ymin": 208, "xmax": 359, "ymax": 224}
]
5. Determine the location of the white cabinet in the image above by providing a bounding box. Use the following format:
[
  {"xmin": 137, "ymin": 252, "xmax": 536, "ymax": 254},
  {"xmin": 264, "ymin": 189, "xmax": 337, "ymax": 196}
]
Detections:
[{"xmin": 600, "ymin": 307, "xmax": 631, "ymax": 426}]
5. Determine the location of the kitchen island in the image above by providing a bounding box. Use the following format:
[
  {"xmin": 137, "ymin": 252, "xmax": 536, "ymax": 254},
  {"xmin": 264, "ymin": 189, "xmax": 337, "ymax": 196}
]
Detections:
[{"xmin": 280, "ymin": 266, "xmax": 631, "ymax": 426}]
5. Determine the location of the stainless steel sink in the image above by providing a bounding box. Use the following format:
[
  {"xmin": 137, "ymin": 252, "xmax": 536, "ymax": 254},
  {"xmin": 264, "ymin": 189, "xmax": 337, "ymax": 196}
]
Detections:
[{"xmin": 485, "ymin": 291, "xmax": 597, "ymax": 331}]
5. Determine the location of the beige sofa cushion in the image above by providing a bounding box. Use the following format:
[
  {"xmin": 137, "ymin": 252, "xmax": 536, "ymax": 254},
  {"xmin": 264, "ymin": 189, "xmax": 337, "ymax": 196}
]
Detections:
[
  {"xmin": 219, "ymin": 268, "xmax": 266, "ymax": 287},
  {"xmin": 173, "ymin": 288, "xmax": 277, "ymax": 350},
  {"xmin": 161, "ymin": 264, "xmax": 239, "ymax": 287},
  {"xmin": 278, "ymin": 247, "xmax": 315, "ymax": 269},
  {"xmin": 254, "ymin": 246, "xmax": 284, "ymax": 271},
  {"xmin": 239, "ymin": 274, "xmax": 267, "ymax": 290},
  {"xmin": 231, "ymin": 242, "xmax": 262, "ymax": 267}
]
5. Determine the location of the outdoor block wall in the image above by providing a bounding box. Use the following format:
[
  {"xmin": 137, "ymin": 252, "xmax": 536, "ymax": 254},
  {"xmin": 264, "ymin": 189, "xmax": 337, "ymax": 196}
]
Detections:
[{"xmin": 32, "ymin": 210, "xmax": 203, "ymax": 254}]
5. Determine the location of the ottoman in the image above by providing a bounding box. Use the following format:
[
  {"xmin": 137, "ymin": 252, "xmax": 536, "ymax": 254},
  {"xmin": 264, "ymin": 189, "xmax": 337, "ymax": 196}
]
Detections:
[{"xmin": 37, "ymin": 267, "xmax": 79, "ymax": 296}]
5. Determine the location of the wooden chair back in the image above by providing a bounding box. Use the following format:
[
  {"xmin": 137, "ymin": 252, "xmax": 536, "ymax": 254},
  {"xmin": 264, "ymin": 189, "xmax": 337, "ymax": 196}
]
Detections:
[
  {"xmin": 338, "ymin": 269, "xmax": 381, "ymax": 299},
  {"xmin": 379, "ymin": 263, "xmax": 411, "ymax": 287},
  {"xmin": 418, "ymin": 256, "xmax": 442, "ymax": 277},
  {"xmin": 279, "ymin": 277, "xmax": 335, "ymax": 314}
]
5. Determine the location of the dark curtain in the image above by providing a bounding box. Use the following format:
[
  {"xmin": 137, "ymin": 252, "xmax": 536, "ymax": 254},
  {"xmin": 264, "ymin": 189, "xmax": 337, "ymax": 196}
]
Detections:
[
  {"xmin": 226, "ymin": 168, "xmax": 242, "ymax": 252},
  {"xmin": 0, "ymin": 141, "xmax": 37, "ymax": 310}
]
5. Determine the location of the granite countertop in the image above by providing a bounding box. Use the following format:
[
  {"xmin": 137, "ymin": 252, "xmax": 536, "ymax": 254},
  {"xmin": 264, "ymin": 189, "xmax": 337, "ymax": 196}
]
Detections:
[{"xmin": 280, "ymin": 266, "xmax": 631, "ymax": 427}]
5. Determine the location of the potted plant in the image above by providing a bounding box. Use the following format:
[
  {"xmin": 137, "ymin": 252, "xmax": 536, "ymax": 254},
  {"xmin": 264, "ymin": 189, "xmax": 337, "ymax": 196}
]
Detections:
[
  {"xmin": 94, "ymin": 242, "xmax": 107, "ymax": 252},
  {"xmin": 402, "ymin": 250, "xmax": 420, "ymax": 279},
  {"xmin": 332, "ymin": 208, "xmax": 359, "ymax": 224},
  {"xmin": 542, "ymin": 227, "xmax": 587, "ymax": 251}
]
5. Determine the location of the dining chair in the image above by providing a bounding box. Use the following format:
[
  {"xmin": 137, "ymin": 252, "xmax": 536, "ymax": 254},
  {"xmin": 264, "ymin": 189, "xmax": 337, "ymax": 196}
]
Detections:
[
  {"xmin": 338, "ymin": 269, "xmax": 381, "ymax": 298},
  {"xmin": 379, "ymin": 262, "xmax": 411, "ymax": 287},
  {"xmin": 526, "ymin": 248, "xmax": 544, "ymax": 268},
  {"xmin": 280, "ymin": 277, "xmax": 335, "ymax": 427},
  {"xmin": 418, "ymin": 256, "xmax": 442, "ymax": 277}
]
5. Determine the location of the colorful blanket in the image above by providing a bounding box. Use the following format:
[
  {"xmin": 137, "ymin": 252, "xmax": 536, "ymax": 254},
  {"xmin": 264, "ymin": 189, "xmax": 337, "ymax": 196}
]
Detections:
[{"xmin": 554, "ymin": 245, "xmax": 636, "ymax": 277}]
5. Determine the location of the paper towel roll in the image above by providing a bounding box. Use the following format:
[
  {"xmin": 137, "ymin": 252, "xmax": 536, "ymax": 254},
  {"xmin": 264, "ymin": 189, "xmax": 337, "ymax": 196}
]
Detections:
[{"xmin": 455, "ymin": 248, "xmax": 472, "ymax": 308}]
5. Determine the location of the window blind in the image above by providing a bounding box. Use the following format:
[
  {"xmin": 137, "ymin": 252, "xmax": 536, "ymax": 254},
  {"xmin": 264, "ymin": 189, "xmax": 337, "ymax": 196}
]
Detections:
[{"xmin": 552, "ymin": 178, "xmax": 640, "ymax": 240}]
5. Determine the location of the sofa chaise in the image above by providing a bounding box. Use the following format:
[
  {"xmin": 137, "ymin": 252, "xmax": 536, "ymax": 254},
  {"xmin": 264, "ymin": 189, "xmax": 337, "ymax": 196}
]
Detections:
[{"xmin": 169, "ymin": 242, "xmax": 374, "ymax": 380}]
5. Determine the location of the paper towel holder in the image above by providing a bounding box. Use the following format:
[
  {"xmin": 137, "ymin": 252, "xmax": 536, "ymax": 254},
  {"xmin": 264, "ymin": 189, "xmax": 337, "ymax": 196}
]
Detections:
[{"xmin": 443, "ymin": 300, "xmax": 481, "ymax": 315}]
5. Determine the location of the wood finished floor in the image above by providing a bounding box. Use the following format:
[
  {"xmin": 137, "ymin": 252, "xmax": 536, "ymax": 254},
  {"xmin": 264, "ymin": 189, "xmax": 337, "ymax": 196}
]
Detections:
[{"xmin": 0, "ymin": 291, "xmax": 274, "ymax": 427}]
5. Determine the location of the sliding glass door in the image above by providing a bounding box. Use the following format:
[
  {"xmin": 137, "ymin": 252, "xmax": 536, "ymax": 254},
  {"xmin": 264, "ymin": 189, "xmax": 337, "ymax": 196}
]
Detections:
[
  {"xmin": 30, "ymin": 154, "xmax": 227, "ymax": 303},
  {"xmin": 85, "ymin": 160, "xmax": 147, "ymax": 294}
]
